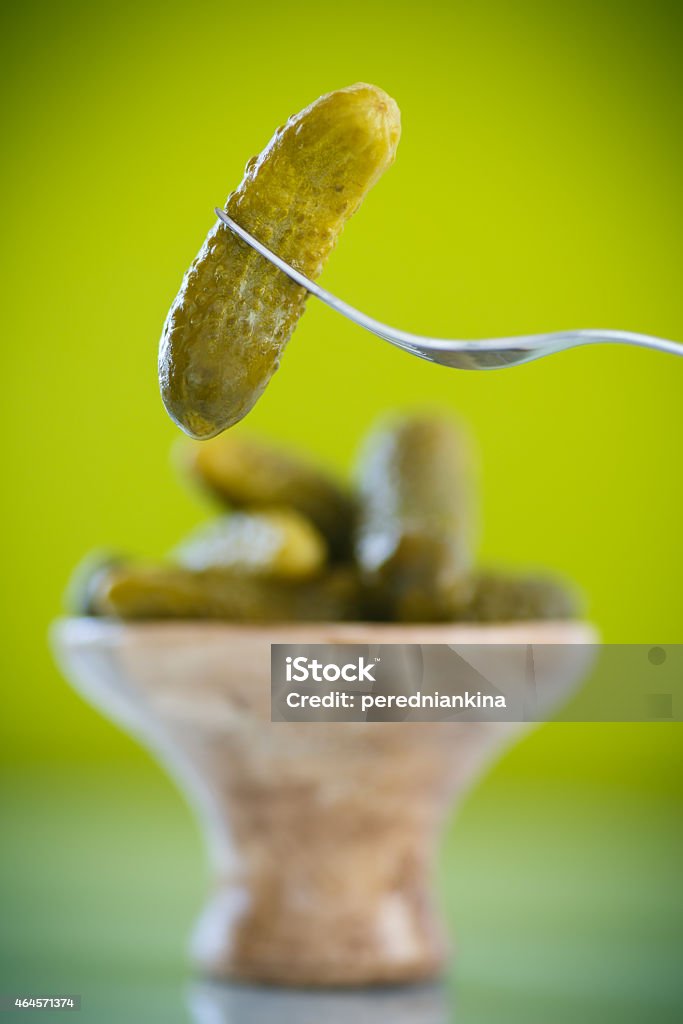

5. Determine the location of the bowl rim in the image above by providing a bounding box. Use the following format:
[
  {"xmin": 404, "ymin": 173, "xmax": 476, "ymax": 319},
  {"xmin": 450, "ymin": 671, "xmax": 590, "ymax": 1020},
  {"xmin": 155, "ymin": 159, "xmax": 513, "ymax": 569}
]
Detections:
[{"xmin": 52, "ymin": 616, "xmax": 599, "ymax": 648}]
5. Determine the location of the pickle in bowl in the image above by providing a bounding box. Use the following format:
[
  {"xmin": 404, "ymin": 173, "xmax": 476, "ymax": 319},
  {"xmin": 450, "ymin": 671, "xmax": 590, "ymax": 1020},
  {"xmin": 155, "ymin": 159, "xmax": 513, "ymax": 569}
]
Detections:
[
  {"xmin": 68, "ymin": 415, "xmax": 581, "ymax": 627},
  {"xmin": 455, "ymin": 570, "xmax": 581, "ymax": 623},
  {"xmin": 354, "ymin": 414, "xmax": 476, "ymax": 621},
  {"xmin": 172, "ymin": 509, "xmax": 327, "ymax": 580},
  {"xmin": 82, "ymin": 562, "xmax": 360, "ymax": 623},
  {"xmin": 183, "ymin": 432, "xmax": 356, "ymax": 559}
]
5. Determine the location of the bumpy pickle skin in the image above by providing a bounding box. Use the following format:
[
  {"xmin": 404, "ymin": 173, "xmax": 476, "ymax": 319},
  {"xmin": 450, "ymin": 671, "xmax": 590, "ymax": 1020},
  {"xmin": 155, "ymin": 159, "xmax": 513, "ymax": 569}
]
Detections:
[
  {"xmin": 455, "ymin": 571, "xmax": 580, "ymax": 623},
  {"xmin": 183, "ymin": 433, "xmax": 356, "ymax": 559},
  {"xmin": 354, "ymin": 416, "xmax": 475, "ymax": 622},
  {"xmin": 159, "ymin": 83, "xmax": 401, "ymax": 439},
  {"xmin": 172, "ymin": 509, "xmax": 327, "ymax": 579},
  {"xmin": 88, "ymin": 564, "xmax": 360, "ymax": 622}
]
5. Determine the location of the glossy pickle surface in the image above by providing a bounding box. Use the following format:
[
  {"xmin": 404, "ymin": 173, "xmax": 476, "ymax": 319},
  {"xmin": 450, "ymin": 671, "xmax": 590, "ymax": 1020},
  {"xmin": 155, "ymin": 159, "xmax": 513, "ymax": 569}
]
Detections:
[{"xmin": 159, "ymin": 83, "xmax": 401, "ymax": 439}]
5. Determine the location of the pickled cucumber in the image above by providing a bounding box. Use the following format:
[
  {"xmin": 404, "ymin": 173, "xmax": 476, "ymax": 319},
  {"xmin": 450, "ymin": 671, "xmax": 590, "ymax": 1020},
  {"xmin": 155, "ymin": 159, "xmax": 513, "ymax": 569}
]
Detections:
[
  {"xmin": 66, "ymin": 552, "xmax": 124, "ymax": 616},
  {"xmin": 87, "ymin": 564, "xmax": 360, "ymax": 622},
  {"xmin": 159, "ymin": 83, "xmax": 401, "ymax": 439},
  {"xmin": 455, "ymin": 571, "xmax": 580, "ymax": 623},
  {"xmin": 173, "ymin": 509, "xmax": 326, "ymax": 579},
  {"xmin": 354, "ymin": 416, "xmax": 475, "ymax": 621},
  {"xmin": 184, "ymin": 433, "xmax": 356, "ymax": 558}
]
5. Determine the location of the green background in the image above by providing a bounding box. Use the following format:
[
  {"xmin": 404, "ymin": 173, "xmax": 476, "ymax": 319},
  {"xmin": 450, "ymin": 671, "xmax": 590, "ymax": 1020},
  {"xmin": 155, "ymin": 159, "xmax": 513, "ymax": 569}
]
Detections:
[{"xmin": 1, "ymin": 0, "xmax": 682, "ymax": 1020}]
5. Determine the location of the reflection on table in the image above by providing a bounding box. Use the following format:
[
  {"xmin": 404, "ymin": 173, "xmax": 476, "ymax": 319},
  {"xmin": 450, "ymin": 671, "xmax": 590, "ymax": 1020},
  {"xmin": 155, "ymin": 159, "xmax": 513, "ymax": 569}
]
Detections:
[{"xmin": 187, "ymin": 980, "xmax": 449, "ymax": 1024}]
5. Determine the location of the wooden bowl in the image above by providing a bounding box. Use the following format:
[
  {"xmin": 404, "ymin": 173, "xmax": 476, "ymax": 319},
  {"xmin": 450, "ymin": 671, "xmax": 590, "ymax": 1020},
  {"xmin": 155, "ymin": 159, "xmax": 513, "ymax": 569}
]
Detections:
[{"xmin": 52, "ymin": 618, "xmax": 595, "ymax": 987}]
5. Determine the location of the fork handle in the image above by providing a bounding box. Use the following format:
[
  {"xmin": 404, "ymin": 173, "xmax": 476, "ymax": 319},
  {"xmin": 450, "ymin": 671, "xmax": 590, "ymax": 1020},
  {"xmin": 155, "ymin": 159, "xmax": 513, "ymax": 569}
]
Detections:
[{"xmin": 566, "ymin": 330, "xmax": 683, "ymax": 357}]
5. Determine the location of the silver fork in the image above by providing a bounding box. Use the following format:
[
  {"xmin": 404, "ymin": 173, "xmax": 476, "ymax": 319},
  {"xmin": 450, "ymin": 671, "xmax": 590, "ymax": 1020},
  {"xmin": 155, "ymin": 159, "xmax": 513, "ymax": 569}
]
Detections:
[{"xmin": 215, "ymin": 209, "xmax": 682, "ymax": 370}]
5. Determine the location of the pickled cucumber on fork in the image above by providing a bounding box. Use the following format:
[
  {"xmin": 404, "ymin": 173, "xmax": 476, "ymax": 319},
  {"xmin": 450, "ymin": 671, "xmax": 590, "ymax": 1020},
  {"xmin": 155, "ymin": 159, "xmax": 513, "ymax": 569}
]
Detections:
[
  {"xmin": 159, "ymin": 83, "xmax": 401, "ymax": 439},
  {"xmin": 173, "ymin": 509, "xmax": 326, "ymax": 579},
  {"xmin": 354, "ymin": 416, "xmax": 475, "ymax": 621},
  {"xmin": 86, "ymin": 563, "xmax": 360, "ymax": 622},
  {"xmin": 184, "ymin": 433, "xmax": 356, "ymax": 558}
]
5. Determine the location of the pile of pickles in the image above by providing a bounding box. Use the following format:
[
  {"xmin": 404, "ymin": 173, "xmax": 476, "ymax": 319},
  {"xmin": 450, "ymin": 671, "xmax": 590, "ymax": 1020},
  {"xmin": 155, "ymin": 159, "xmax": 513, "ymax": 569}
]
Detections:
[{"xmin": 71, "ymin": 415, "xmax": 579, "ymax": 624}]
